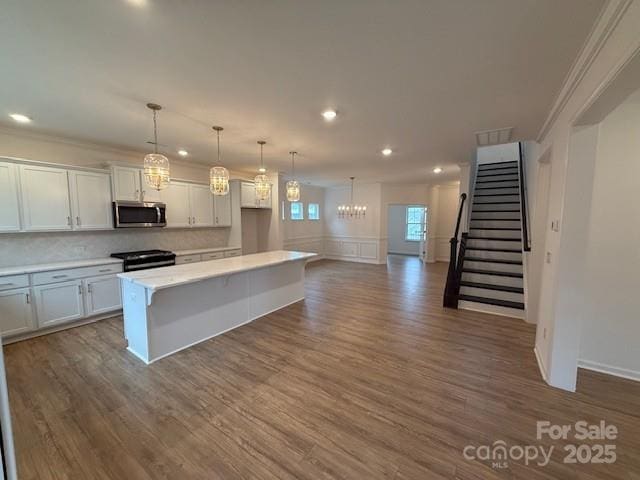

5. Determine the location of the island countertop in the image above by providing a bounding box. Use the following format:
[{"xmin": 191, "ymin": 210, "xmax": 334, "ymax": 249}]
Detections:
[{"xmin": 118, "ymin": 250, "xmax": 317, "ymax": 293}]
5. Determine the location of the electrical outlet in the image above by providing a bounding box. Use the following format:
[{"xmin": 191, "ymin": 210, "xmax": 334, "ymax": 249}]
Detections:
[
  {"xmin": 546, "ymin": 252, "xmax": 552, "ymax": 264},
  {"xmin": 551, "ymin": 220, "xmax": 560, "ymax": 232}
]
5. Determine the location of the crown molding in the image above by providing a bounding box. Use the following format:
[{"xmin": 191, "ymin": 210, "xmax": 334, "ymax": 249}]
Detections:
[{"xmin": 536, "ymin": 0, "xmax": 633, "ymax": 142}]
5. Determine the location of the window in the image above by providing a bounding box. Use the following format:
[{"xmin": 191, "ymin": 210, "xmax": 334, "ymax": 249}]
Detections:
[
  {"xmin": 290, "ymin": 202, "xmax": 304, "ymax": 220},
  {"xmin": 405, "ymin": 206, "xmax": 425, "ymax": 241},
  {"xmin": 308, "ymin": 203, "xmax": 320, "ymax": 220}
]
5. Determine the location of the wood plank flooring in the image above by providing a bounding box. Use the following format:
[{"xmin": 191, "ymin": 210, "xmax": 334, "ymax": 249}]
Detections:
[{"xmin": 5, "ymin": 256, "xmax": 640, "ymax": 479}]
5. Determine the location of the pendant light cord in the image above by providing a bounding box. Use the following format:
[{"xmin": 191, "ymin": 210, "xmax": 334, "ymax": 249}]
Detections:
[
  {"xmin": 217, "ymin": 129, "xmax": 221, "ymax": 162},
  {"xmin": 152, "ymin": 109, "xmax": 158, "ymax": 154},
  {"xmin": 260, "ymin": 143, "xmax": 264, "ymax": 169}
]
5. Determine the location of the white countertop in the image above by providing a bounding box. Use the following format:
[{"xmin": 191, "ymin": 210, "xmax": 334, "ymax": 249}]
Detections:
[
  {"xmin": 118, "ymin": 250, "xmax": 316, "ymax": 292},
  {"xmin": 0, "ymin": 257, "xmax": 123, "ymax": 277},
  {"xmin": 174, "ymin": 246, "xmax": 241, "ymax": 256}
]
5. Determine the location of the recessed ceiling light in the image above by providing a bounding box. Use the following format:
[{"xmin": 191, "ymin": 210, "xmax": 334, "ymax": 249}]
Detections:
[
  {"xmin": 9, "ymin": 113, "xmax": 31, "ymax": 124},
  {"xmin": 433, "ymin": 167, "xmax": 443, "ymax": 174},
  {"xmin": 178, "ymin": 149, "xmax": 188, "ymax": 157},
  {"xmin": 322, "ymin": 110, "xmax": 337, "ymax": 121},
  {"xmin": 382, "ymin": 148, "xmax": 392, "ymax": 156}
]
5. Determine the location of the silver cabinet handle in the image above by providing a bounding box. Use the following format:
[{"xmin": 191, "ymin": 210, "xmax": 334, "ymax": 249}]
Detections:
[
  {"xmin": 25, "ymin": 293, "xmax": 30, "ymax": 304},
  {"xmin": 67, "ymin": 216, "xmax": 72, "ymax": 226},
  {"xmin": 215, "ymin": 216, "xmax": 218, "ymax": 224},
  {"xmin": 88, "ymin": 284, "xmax": 93, "ymax": 294},
  {"xmin": 98, "ymin": 269, "xmax": 111, "ymax": 273},
  {"xmin": 0, "ymin": 283, "xmax": 14, "ymax": 287},
  {"xmin": 77, "ymin": 216, "xmax": 81, "ymax": 226},
  {"xmin": 52, "ymin": 274, "xmax": 68, "ymax": 279},
  {"xmin": 141, "ymin": 190, "xmax": 146, "ymax": 201},
  {"xmin": 193, "ymin": 217, "xmax": 196, "ymax": 225}
]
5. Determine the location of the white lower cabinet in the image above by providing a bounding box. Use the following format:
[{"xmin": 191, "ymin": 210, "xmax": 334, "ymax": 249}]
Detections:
[
  {"xmin": 34, "ymin": 280, "xmax": 85, "ymax": 328},
  {"xmin": 0, "ymin": 288, "xmax": 35, "ymax": 336},
  {"xmin": 176, "ymin": 254, "xmax": 201, "ymax": 265},
  {"xmin": 83, "ymin": 275, "xmax": 122, "ymax": 316}
]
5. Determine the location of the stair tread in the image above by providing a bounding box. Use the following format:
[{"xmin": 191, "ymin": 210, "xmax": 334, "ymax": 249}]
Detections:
[
  {"xmin": 474, "ymin": 193, "xmax": 520, "ymax": 197},
  {"xmin": 466, "ymin": 236, "xmax": 521, "ymax": 241},
  {"xmin": 471, "ymin": 218, "xmax": 521, "ymax": 221},
  {"xmin": 471, "ymin": 210, "xmax": 520, "ymax": 213},
  {"xmin": 463, "ymin": 268, "xmax": 523, "ymax": 278},
  {"xmin": 478, "ymin": 161, "xmax": 517, "ymax": 168},
  {"xmin": 459, "ymin": 294, "xmax": 525, "ymax": 310},
  {"xmin": 469, "ymin": 227, "xmax": 521, "ymax": 231},
  {"xmin": 475, "ymin": 186, "xmax": 520, "ymax": 190},
  {"xmin": 460, "ymin": 281, "xmax": 524, "ymax": 293},
  {"xmin": 477, "ymin": 171, "xmax": 518, "ymax": 177},
  {"xmin": 473, "ymin": 201, "xmax": 520, "ymax": 205},
  {"xmin": 464, "ymin": 257, "xmax": 523, "ymax": 265},
  {"xmin": 465, "ymin": 247, "xmax": 522, "ymax": 253}
]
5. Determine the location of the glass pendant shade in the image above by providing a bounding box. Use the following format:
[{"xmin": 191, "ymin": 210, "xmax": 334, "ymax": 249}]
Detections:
[
  {"xmin": 210, "ymin": 166, "xmax": 229, "ymax": 195},
  {"xmin": 286, "ymin": 180, "xmax": 300, "ymax": 202},
  {"xmin": 144, "ymin": 153, "xmax": 170, "ymax": 191},
  {"xmin": 209, "ymin": 126, "xmax": 229, "ymax": 195},
  {"xmin": 254, "ymin": 173, "xmax": 271, "ymax": 200}
]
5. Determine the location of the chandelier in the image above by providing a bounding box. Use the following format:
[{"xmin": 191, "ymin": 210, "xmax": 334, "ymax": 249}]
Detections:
[
  {"xmin": 254, "ymin": 140, "xmax": 271, "ymax": 201},
  {"xmin": 143, "ymin": 103, "xmax": 170, "ymax": 191},
  {"xmin": 286, "ymin": 151, "xmax": 300, "ymax": 202},
  {"xmin": 209, "ymin": 126, "xmax": 229, "ymax": 195},
  {"xmin": 338, "ymin": 177, "xmax": 366, "ymax": 218}
]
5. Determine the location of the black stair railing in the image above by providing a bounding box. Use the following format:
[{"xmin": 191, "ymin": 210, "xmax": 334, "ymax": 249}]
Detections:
[
  {"xmin": 518, "ymin": 142, "xmax": 531, "ymax": 252},
  {"xmin": 443, "ymin": 193, "xmax": 467, "ymax": 308}
]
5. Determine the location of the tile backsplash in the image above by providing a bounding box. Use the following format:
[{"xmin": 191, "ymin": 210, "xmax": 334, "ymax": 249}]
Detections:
[{"xmin": 0, "ymin": 228, "xmax": 232, "ymax": 267}]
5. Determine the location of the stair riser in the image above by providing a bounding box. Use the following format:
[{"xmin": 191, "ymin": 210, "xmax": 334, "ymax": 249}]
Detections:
[
  {"xmin": 476, "ymin": 174, "xmax": 519, "ymax": 183},
  {"xmin": 463, "ymin": 249, "xmax": 522, "ymax": 262},
  {"xmin": 460, "ymin": 286, "xmax": 524, "ymax": 303},
  {"xmin": 467, "ymin": 239, "xmax": 522, "ymax": 250},
  {"xmin": 471, "ymin": 211, "xmax": 521, "ymax": 220},
  {"xmin": 462, "ymin": 272, "xmax": 523, "ymax": 288},
  {"xmin": 477, "ymin": 168, "xmax": 518, "ymax": 176},
  {"xmin": 474, "ymin": 195, "xmax": 520, "ymax": 203},
  {"xmin": 475, "ymin": 181, "xmax": 519, "ymax": 188},
  {"xmin": 473, "ymin": 187, "xmax": 519, "ymax": 196},
  {"xmin": 464, "ymin": 261, "xmax": 523, "ymax": 274},
  {"xmin": 472, "ymin": 204, "xmax": 520, "ymax": 212},
  {"xmin": 468, "ymin": 229, "xmax": 521, "ymax": 239},
  {"xmin": 470, "ymin": 220, "xmax": 521, "ymax": 229},
  {"xmin": 478, "ymin": 162, "xmax": 517, "ymax": 170}
]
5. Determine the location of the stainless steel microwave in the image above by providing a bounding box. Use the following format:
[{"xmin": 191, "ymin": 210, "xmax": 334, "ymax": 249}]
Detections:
[{"xmin": 113, "ymin": 201, "xmax": 167, "ymax": 228}]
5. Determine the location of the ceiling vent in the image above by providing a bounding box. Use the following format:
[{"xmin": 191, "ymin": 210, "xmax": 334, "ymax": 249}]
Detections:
[{"xmin": 475, "ymin": 127, "xmax": 513, "ymax": 146}]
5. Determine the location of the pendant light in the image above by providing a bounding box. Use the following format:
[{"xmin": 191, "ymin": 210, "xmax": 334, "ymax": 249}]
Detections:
[
  {"xmin": 209, "ymin": 126, "xmax": 229, "ymax": 195},
  {"xmin": 286, "ymin": 151, "xmax": 300, "ymax": 202},
  {"xmin": 143, "ymin": 103, "xmax": 170, "ymax": 191},
  {"xmin": 338, "ymin": 177, "xmax": 366, "ymax": 218},
  {"xmin": 254, "ymin": 140, "xmax": 271, "ymax": 201}
]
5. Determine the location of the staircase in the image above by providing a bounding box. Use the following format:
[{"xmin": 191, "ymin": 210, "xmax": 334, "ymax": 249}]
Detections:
[{"xmin": 458, "ymin": 160, "xmax": 525, "ymax": 316}]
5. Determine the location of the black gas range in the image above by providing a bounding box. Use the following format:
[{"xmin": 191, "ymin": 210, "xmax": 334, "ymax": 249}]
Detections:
[{"xmin": 111, "ymin": 249, "xmax": 176, "ymax": 272}]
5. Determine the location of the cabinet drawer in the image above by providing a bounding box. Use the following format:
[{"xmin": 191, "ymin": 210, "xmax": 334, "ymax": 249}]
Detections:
[
  {"xmin": 0, "ymin": 274, "xmax": 29, "ymax": 292},
  {"xmin": 31, "ymin": 263, "xmax": 123, "ymax": 285},
  {"xmin": 201, "ymin": 252, "xmax": 225, "ymax": 261},
  {"xmin": 224, "ymin": 249, "xmax": 242, "ymax": 258},
  {"xmin": 176, "ymin": 255, "xmax": 201, "ymax": 265}
]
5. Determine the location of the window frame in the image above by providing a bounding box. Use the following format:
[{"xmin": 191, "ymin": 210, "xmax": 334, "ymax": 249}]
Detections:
[
  {"xmin": 307, "ymin": 203, "xmax": 320, "ymax": 221},
  {"xmin": 290, "ymin": 201, "xmax": 304, "ymax": 221},
  {"xmin": 405, "ymin": 205, "xmax": 425, "ymax": 242}
]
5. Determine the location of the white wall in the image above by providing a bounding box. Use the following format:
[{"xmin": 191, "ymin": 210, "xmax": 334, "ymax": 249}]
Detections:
[
  {"xmin": 477, "ymin": 143, "xmax": 519, "ymax": 165},
  {"xmin": 432, "ymin": 184, "xmax": 461, "ymax": 261},
  {"xmin": 387, "ymin": 205, "xmax": 420, "ymax": 256},
  {"xmin": 577, "ymin": 91, "xmax": 640, "ymax": 379},
  {"xmin": 282, "ymin": 183, "xmax": 324, "ymax": 258},
  {"xmin": 529, "ymin": 0, "xmax": 640, "ymax": 390}
]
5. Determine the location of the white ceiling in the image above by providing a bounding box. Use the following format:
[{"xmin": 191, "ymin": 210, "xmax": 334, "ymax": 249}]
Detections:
[{"xmin": 1, "ymin": 0, "xmax": 604, "ymax": 186}]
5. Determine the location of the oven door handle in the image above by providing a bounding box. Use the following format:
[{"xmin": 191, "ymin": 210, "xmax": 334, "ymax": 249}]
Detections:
[{"xmin": 156, "ymin": 206, "xmax": 161, "ymax": 224}]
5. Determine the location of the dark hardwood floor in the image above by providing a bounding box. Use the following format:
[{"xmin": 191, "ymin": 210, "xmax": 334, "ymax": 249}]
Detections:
[{"xmin": 5, "ymin": 256, "xmax": 640, "ymax": 479}]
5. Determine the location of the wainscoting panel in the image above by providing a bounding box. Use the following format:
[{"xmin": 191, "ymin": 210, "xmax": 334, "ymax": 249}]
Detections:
[{"xmin": 324, "ymin": 237, "xmax": 386, "ymax": 264}]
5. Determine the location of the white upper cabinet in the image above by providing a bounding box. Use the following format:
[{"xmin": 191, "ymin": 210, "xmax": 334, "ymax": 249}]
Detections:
[
  {"xmin": 0, "ymin": 162, "xmax": 21, "ymax": 232},
  {"xmin": 189, "ymin": 184, "xmax": 214, "ymax": 227},
  {"xmin": 69, "ymin": 171, "xmax": 113, "ymax": 230},
  {"xmin": 19, "ymin": 164, "xmax": 73, "ymax": 231},
  {"xmin": 240, "ymin": 181, "xmax": 271, "ymax": 209},
  {"xmin": 161, "ymin": 181, "xmax": 191, "ymax": 228},
  {"xmin": 112, "ymin": 166, "xmax": 142, "ymax": 201},
  {"xmin": 213, "ymin": 192, "xmax": 232, "ymax": 227}
]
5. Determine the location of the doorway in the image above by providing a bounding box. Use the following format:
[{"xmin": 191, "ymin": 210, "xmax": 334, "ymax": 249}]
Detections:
[{"xmin": 387, "ymin": 204, "xmax": 426, "ymax": 258}]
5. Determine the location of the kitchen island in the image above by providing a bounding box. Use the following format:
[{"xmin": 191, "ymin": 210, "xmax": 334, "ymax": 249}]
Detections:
[{"xmin": 118, "ymin": 250, "xmax": 317, "ymax": 364}]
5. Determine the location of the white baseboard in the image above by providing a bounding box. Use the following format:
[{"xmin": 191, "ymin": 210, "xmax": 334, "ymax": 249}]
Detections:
[
  {"xmin": 534, "ymin": 346, "xmax": 549, "ymax": 382},
  {"xmin": 458, "ymin": 300, "xmax": 524, "ymax": 319},
  {"xmin": 578, "ymin": 359, "xmax": 640, "ymax": 383}
]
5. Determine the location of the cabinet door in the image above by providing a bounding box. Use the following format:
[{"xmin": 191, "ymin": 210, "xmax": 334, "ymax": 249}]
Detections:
[
  {"xmin": 141, "ymin": 182, "xmax": 162, "ymax": 203},
  {"xmin": 0, "ymin": 288, "xmax": 34, "ymax": 336},
  {"xmin": 175, "ymin": 254, "xmax": 201, "ymax": 264},
  {"xmin": 213, "ymin": 192, "xmax": 232, "ymax": 226},
  {"xmin": 69, "ymin": 171, "xmax": 113, "ymax": 230},
  {"xmin": 160, "ymin": 181, "xmax": 191, "ymax": 227},
  {"xmin": 112, "ymin": 166, "xmax": 141, "ymax": 201},
  {"xmin": 84, "ymin": 275, "xmax": 122, "ymax": 316},
  {"xmin": 189, "ymin": 184, "xmax": 214, "ymax": 227},
  {"xmin": 34, "ymin": 280, "xmax": 85, "ymax": 328},
  {"xmin": 240, "ymin": 182, "xmax": 257, "ymax": 208},
  {"xmin": 19, "ymin": 165, "xmax": 72, "ymax": 231},
  {"xmin": 0, "ymin": 162, "xmax": 21, "ymax": 232}
]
